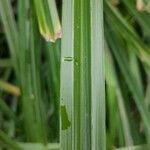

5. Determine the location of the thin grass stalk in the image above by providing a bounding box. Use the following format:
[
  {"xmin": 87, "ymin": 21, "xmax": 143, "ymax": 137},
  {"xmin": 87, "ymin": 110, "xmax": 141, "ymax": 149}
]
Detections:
[
  {"xmin": 0, "ymin": 98, "xmax": 16, "ymax": 120},
  {"xmin": 128, "ymin": 45, "xmax": 144, "ymax": 95},
  {"xmin": 145, "ymin": 76, "xmax": 150, "ymax": 107},
  {"xmin": 29, "ymin": 17, "xmax": 47, "ymax": 143},
  {"xmin": 7, "ymin": 98, "xmax": 17, "ymax": 138},
  {"xmin": 0, "ymin": 80, "xmax": 20, "ymax": 96},
  {"xmin": 0, "ymin": 0, "xmax": 19, "ymax": 74},
  {"xmin": 18, "ymin": 1, "xmax": 47, "ymax": 142},
  {"xmin": 105, "ymin": 46, "xmax": 133, "ymax": 146},
  {"xmin": 122, "ymin": 0, "xmax": 150, "ymax": 34},
  {"xmin": 18, "ymin": 0, "xmax": 37, "ymax": 141},
  {"xmin": 105, "ymin": 44, "xmax": 120, "ymax": 148},
  {"xmin": 105, "ymin": 26, "xmax": 150, "ymax": 140},
  {"xmin": 104, "ymin": 2, "xmax": 150, "ymax": 71},
  {"xmin": 117, "ymin": 90, "xmax": 134, "ymax": 146},
  {"xmin": 0, "ymin": 130, "xmax": 21, "ymax": 150},
  {"xmin": 46, "ymin": 41, "xmax": 60, "ymax": 140}
]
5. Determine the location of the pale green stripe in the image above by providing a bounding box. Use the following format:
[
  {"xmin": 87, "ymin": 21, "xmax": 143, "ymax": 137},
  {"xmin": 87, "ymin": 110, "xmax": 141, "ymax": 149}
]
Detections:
[{"xmin": 91, "ymin": 0, "xmax": 105, "ymax": 149}]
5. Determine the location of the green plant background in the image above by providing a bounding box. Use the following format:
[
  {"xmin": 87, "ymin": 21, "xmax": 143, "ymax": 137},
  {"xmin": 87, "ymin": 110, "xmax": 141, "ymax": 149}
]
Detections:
[{"xmin": 0, "ymin": 0, "xmax": 150, "ymax": 149}]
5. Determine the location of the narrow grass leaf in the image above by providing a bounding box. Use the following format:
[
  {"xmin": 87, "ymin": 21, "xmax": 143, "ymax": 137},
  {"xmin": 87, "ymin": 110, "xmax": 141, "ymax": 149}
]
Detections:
[
  {"xmin": 0, "ymin": 0, "xmax": 19, "ymax": 73},
  {"xmin": 45, "ymin": 40, "xmax": 61, "ymax": 140},
  {"xmin": 145, "ymin": 75, "xmax": 150, "ymax": 108},
  {"xmin": 105, "ymin": 46, "xmax": 133, "ymax": 146},
  {"xmin": 0, "ymin": 98, "xmax": 16, "ymax": 120},
  {"xmin": 0, "ymin": 130, "xmax": 21, "ymax": 150},
  {"xmin": 60, "ymin": 0, "xmax": 74, "ymax": 149},
  {"xmin": 33, "ymin": 0, "xmax": 61, "ymax": 42},
  {"xmin": 18, "ymin": 0, "xmax": 47, "ymax": 142},
  {"xmin": 0, "ymin": 80, "xmax": 20, "ymax": 96},
  {"xmin": 105, "ymin": 28, "xmax": 150, "ymax": 139},
  {"xmin": 61, "ymin": 0, "xmax": 105, "ymax": 149},
  {"xmin": 91, "ymin": 0, "xmax": 105, "ymax": 149}
]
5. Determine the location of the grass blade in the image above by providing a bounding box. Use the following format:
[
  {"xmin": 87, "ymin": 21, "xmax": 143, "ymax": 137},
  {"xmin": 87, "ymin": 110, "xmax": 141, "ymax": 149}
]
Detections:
[
  {"xmin": 0, "ymin": 0, "xmax": 19, "ymax": 73},
  {"xmin": 91, "ymin": 0, "xmax": 105, "ymax": 149},
  {"xmin": 18, "ymin": 1, "xmax": 47, "ymax": 142},
  {"xmin": 0, "ymin": 98, "xmax": 16, "ymax": 120},
  {"xmin": 0, "ymin": 130, "xmax": 21, "ymax": 150},
  {"xmin": 105, "ymin": 46, "xmax": 133, "ymax": 147},
  {"xmin": 61, "ymin": 0, "xmax": 105, "ymax": 149},
  {"xmin": 145, "ymin": 76, "xmax": 150, "ymax": 108},
  {"xmin": 104, "ymin": 1, "xmax": 150, "ymax": 71},
  {"xmin": 0, "ymin": 80, "xmax": 20, "ymax": 96},
  {"xmin": 105, "ymin": 26, "xmax": 150, "ymax": 140},
  {"xmin": 33, "ymin": 0, "xmax": 61, "ymax": 42},
  {"xmin": 117, "ymin": 89, "xmax": 134, "ymax": 146},
  {"xmin": 45, "ymin": 41, "xmax": 60, "ymax": 140},
  {"xmin": 60, "ymin": 0, "xmax": 74, "ymax": 149}
]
